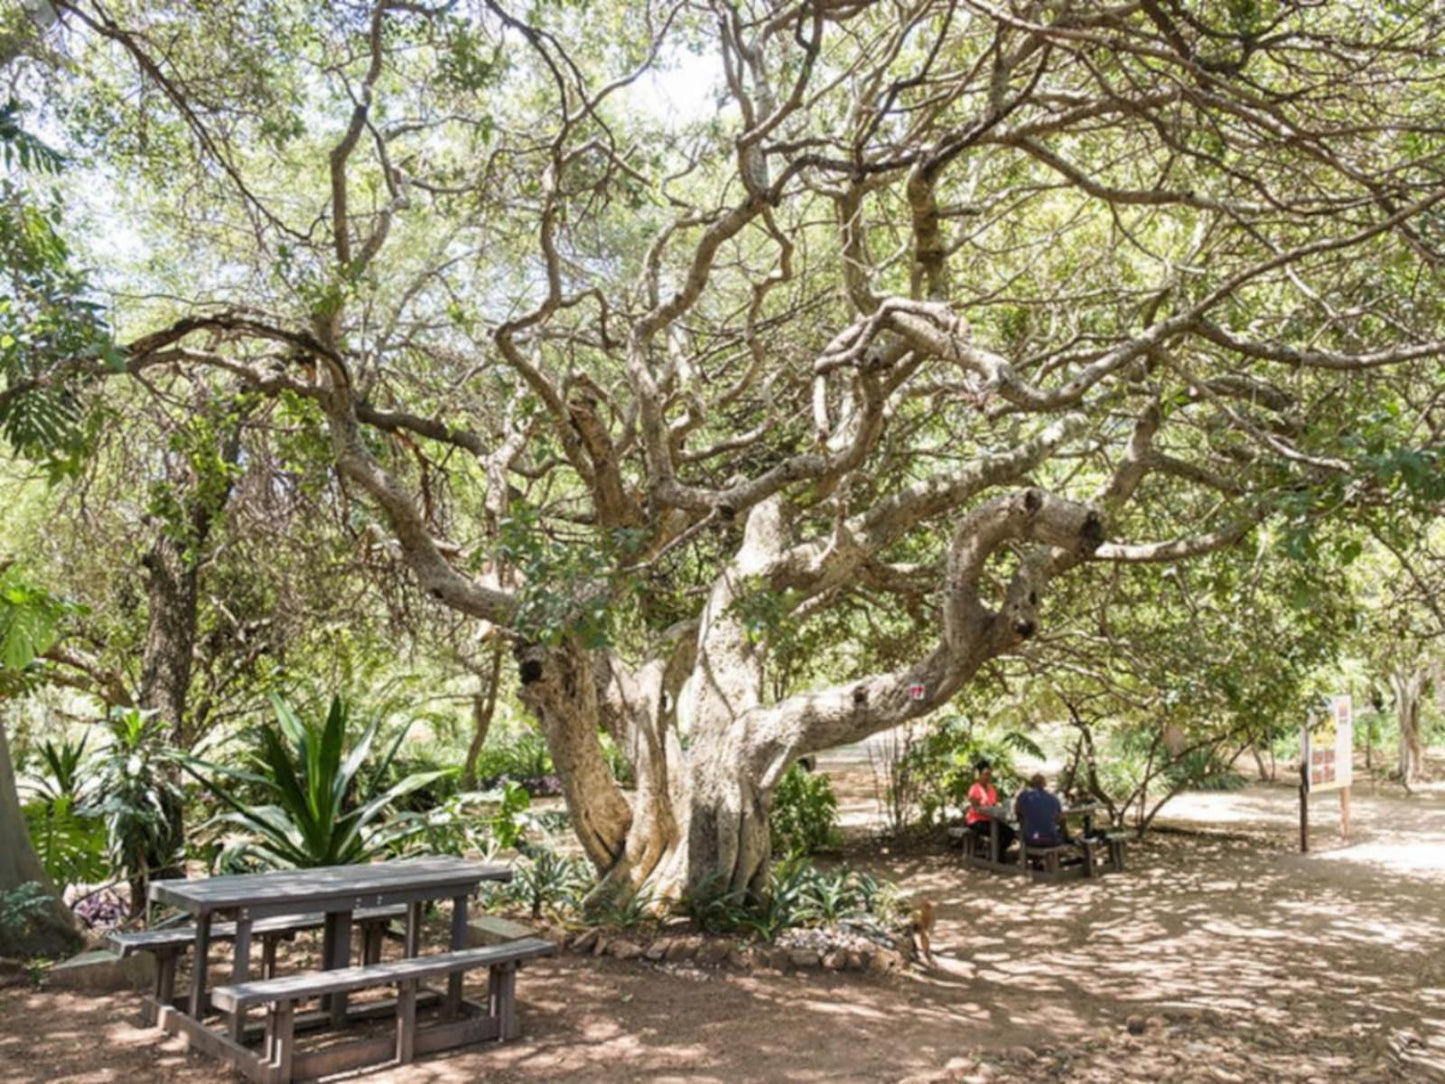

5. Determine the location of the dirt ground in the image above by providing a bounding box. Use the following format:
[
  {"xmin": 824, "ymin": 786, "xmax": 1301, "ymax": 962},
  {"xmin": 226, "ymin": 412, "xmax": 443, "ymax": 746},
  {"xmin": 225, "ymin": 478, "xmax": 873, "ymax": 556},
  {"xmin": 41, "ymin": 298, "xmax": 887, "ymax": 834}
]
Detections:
[{"xmin": 3, "ymin": 775, "xmax": 1443, "ymax": 1084}]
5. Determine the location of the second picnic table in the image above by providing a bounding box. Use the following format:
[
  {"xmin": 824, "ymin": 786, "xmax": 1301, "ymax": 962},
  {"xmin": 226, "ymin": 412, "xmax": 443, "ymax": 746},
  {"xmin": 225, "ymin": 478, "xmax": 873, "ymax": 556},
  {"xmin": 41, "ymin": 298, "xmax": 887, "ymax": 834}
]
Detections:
[{"xmin": 951, "ymin": 802, "xmax": 1127, "ymax": 879}]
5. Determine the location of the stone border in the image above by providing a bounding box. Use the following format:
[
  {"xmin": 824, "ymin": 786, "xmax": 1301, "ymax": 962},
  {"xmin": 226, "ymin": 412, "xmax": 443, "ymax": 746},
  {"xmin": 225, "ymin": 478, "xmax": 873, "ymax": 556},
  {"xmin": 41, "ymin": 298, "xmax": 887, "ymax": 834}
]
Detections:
[{"xmin": 556, "ymin": 925, "xmax": 911, "ymax": 975}]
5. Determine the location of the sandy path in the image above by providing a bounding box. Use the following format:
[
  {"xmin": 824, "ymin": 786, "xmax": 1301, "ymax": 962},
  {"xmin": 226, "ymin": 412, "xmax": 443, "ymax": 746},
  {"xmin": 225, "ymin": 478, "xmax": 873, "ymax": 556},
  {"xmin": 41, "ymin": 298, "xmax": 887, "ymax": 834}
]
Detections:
[{"xmin": 2, "ymin": 780, "xmax": 1442, "ymax": 1083}]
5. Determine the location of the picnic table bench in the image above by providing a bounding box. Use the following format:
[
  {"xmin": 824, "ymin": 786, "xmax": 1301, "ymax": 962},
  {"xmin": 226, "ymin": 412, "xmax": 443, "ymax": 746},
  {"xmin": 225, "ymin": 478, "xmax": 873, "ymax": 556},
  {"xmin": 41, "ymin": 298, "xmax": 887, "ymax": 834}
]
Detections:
[
  {"xmin": 109, "ymin": 905, "xmax": 406, "ymax": 1000},
  {"xmin": 120, "ymin": 857, "xmax": 524, "ymax": 1083},
  {"xmin": 210, "ymin": 939, "xmax": 555, "ymax": 1083},
  {"xmin": 949, "ymin": 802, "xmax": 1128, "ymax": 881}
]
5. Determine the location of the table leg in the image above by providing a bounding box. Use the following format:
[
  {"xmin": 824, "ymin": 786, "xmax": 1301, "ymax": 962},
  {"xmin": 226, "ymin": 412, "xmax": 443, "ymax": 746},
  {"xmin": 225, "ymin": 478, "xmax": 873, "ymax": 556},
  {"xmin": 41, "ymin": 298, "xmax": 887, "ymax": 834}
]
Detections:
[
  {"xmin": 189, "ymin": 913, "xmax": 212, "ymax": 1019},
  {"xmin": 446, "ymin": 894, "xmax": 468, "ymax": 1015},
  {"xmin": 989, "ymin": 820, "xmax": 999, "ymax": 864},
  {"xmin": 230, "ymin": 915, "xmax": 253, "ymax": 1041},
  {"xmin": 396, "ymin": 980, "xmax": 417, "ymax": 1064},
  {"xmin": 405, "ymin": 901, "xmax": 423, "ymax": 957},
  {"xmin": 324, "ymin": 910, "xmax": 354, "ymax": 1026}
]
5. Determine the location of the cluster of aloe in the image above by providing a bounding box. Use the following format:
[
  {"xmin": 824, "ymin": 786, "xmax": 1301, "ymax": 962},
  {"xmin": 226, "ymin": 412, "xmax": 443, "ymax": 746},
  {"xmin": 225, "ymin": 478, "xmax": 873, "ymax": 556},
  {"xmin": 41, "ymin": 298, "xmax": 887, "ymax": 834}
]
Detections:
[{"xmin": 188, "ymin": 694, "xmax": 445, "ymax": 868}]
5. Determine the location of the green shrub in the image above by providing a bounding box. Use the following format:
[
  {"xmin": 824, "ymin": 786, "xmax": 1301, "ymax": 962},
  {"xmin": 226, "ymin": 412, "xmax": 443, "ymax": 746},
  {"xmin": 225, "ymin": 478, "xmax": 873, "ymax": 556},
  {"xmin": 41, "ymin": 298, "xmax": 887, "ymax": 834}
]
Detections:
[
  {"xmin": 20, "ymin": 733, "xmax": 106, "ymax": 892},
  {"xmin": 22, "ymin": 796, "xmax": 107, "ymax": 891},
  {"xmin": 769, "ymin": 763, "xmax": 840, "ymax": 855},
  {"xmin": 0, "ymin": 883, "xmax": 51, "ymax": 944},
  {"xmin": 878, "ymin": 715, "xmax": 1039, "ymax": 832},
  {"xmin": 1164, "ymin": 747, "xmax": 1249, "ymax": 792},
  {"xmin": 588, "ymin": 884, "xmax": 656, "ymax": 929},
  {"xmin": 91, "ymin": 708, "xmax": 186, "ymax": 895},
  {"xmin": 489, "ymin": 846, "xmax": 591, "ymax": 919},
  {"xmin": 187, "ymin": 694, "xmax": 445, "ymax": 868},
  {"xmin": 680, "ymin": 858, "xmax": 904, "ymax": 943},
  {"xmin": 29, "ymin": 735, "xmax": 92, "ymax": 807}
]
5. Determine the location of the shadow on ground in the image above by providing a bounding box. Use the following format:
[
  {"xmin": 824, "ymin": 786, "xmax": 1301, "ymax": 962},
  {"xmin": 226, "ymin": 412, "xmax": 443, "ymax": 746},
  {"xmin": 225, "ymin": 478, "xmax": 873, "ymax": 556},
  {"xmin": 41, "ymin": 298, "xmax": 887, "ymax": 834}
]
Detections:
[{"xmin": 2, "ymin": 782, "xmax": 1442, "ymax": 1083}]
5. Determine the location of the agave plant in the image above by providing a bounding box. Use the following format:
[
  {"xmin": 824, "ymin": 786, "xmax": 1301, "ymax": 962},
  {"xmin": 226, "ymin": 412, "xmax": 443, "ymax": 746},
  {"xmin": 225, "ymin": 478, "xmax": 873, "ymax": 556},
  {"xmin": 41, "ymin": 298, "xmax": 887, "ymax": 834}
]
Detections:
[
  {"xmin": 28, "ymin": 734, "xmax": 92, "ymax": 808},
  {"xmin": 188, "ymin": 694, "xmax": 447, "ymax": 869}
]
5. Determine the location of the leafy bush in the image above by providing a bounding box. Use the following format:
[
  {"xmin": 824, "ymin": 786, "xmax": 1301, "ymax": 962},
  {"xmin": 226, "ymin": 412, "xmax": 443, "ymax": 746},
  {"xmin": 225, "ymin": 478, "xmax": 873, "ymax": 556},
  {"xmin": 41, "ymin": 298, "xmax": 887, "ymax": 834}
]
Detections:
[
  {"xmin": 71, "ymin": 888, "xmax": 127, "ymax": 930},
  {"xmin": 471, "ymin": 728, "xmax": 560, "ymax": 794},
  {"xmin": 19, "ymin": 733, "xmax": 106, "ymax": 892},
  {"xmin": 0, "ymin": 883, "xmax": 51, "ymax": 944},
  {"xmin": 588, "ymin": 884, "xmax": 656, "ymax": 929},
  {"xmin": 28, "ymin": 735, "xmax": 92, "ymax": 806},
  {"xmin": 490, "ymin": 846, "xmax": 591, "ymax": 919},
  {"xmin": 873, "ymin": 716, "xmax": 1039, "ymax": 834},
  {"xmin": 22, "ymin": 796, "xmax": 107, "ymax": 891},
  {"xmin": 91, "ymin": 708, "xmax": 186, "ymax": 897},
  {"xmin": 1164, "ymin": 747, "xmax": 1249, "ymax": 793},
  {"xmin": 769, "ymin": 764, "xmax": 840, "ymax": 856},
  {"xmin": 188, "ymin": 694, "xmax": 445, "ymax": 868},
  {"xmin": 681, "ymin": 858, "xmax": 904, "ymax": 943}
]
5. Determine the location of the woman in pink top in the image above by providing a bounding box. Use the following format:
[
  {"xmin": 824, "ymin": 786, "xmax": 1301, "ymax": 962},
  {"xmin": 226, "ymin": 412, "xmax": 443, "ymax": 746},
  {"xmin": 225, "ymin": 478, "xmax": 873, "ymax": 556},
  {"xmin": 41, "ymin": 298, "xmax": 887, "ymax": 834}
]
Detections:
[{"xmin": 965, "ymin": 759, "xmax": 1015, "ymax": 856}]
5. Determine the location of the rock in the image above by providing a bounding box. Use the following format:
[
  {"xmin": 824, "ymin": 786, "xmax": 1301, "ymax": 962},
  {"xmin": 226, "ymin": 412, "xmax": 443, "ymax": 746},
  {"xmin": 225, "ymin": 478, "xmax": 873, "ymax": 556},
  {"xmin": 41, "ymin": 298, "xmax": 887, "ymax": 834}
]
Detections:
[
  {"xmin": 593, "ymin": 937, "xmax": 611, "ymax": 957},
  {"xmin": 569, "ymin": 928, "xmax": 600, "ymax": 953},
  {"xmin": 666, "ymin": 936, "xmax": 702, "ymax": 962},
  {"xmin": 1147, "ymin": 1015, "xmax": 1167, "ymax": 1032},
  {"xmin": 608, "ymin": 939, "xmax": 643, "ymax": 960},
  {"xmin": 868, "ymin": 949, "xmax": 902, "ymax": 973},
  {"xmin": 1126, "ymin": 1015, "xmax": 1147, "ymax": 1035},
  {"xmin": 727, "ymin": 948, "xmax": 753, "ymax": 971},
  {"xmin": 790, "ymin": 949, "xmax": 821, "ymax": 969},
  {"xmin": 47, "ymin": 950, "xmax": 155, "ymax": 993},
  {"xmin": 696, "ymin": 940, "xmax": 731, "ymax": 966},
  {"xmin": 822, "ymin": 950, "xmax": 847, "ymax": 971},
  {"xmin": 645, "ymin": 940, "xmax": 669, "ymax": 961},
  {"xmin": 767, "ymin": 946, "xmax": 794, "ymax": 972},
  {"xmin": 1007, "ymin": 1046, "xmax": 1038, "ymax": 1063},
  {"xmin": 467, "ymin": 915, "xmax": 536, "ymax": 947}
]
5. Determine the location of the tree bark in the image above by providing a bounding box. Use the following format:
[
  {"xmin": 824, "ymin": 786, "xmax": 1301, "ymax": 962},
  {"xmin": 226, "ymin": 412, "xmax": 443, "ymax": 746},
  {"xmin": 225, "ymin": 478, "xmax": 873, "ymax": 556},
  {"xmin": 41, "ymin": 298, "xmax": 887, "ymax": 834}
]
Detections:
[
  {"xmin": 134, "ymin": 416, "xmax": 242, "ymax": 906},
  {"xmin": 0, "ymin": 725, "xmax": 81, "ymax": 957},
  {"xmin": 461, "ymin": 643, "xmax": 504, "ymax": 789},
  {"xmin": 1391, "ymin": 669, "xmax": 1426, "ymax": 785}
]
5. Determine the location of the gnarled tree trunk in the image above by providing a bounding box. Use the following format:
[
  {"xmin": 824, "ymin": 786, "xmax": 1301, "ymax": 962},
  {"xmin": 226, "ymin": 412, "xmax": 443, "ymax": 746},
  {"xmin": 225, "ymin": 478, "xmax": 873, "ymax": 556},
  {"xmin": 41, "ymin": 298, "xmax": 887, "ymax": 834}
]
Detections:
[{"xmin": 500, "ymin": 488, "xmax": 1104, "ymax": 903}]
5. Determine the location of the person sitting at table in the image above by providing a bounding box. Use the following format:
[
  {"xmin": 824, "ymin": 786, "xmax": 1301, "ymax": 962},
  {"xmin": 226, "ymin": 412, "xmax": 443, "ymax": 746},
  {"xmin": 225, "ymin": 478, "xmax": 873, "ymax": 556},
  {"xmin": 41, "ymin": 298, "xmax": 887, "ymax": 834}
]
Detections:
[
  {"xmin": 965, "ymin": 759, "xmax": 1015, "ymax": 857},
  {"xmin": 1014, "ymin": 772, "xmax": 1069, "ymax": 848}
]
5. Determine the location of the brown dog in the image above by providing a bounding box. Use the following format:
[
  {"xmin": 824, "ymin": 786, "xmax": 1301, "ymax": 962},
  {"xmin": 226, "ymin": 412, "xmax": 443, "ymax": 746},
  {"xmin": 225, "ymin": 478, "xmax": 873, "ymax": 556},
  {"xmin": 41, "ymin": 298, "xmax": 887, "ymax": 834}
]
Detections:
[{"xmin": 910, "ymin": 897, "xmax": 937, "ymax": 964}]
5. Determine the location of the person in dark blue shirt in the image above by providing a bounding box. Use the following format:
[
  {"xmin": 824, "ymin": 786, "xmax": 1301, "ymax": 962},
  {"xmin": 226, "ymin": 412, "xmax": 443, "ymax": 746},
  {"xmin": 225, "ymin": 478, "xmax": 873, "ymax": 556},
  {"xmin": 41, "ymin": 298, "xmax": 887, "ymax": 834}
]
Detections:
[{"xmin": 1013, "ymin": 772, "xmax": 1066, "ymax": 847}]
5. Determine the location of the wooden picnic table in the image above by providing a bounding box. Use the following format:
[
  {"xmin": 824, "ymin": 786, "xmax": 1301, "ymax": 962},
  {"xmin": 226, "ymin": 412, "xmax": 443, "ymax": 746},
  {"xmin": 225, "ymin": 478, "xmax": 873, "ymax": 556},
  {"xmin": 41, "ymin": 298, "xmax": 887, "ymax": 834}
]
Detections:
[
  {"xmin": 144, "ymin": 857, "xmax": 511, "ymax": 1060},
  {"xmin": 957, "ymin": 801, "xmax": 1118, "ymax": 879}
]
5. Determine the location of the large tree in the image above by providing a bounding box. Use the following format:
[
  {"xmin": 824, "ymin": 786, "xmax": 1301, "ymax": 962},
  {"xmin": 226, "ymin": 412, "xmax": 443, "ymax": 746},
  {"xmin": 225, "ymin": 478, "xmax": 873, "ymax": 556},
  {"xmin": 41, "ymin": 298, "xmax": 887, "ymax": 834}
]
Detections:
[{"xmin": 12, "ymin": 0, "xmax": 1445, "ymax": 899}]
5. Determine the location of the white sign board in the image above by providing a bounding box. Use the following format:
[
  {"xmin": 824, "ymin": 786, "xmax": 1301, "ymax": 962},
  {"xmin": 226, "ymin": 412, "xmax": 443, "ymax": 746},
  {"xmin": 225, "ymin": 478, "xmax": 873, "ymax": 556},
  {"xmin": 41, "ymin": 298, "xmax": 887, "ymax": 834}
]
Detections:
[{"xmin": 1301, "ymin": 695, "xmax": 1353, "ymax": 792}]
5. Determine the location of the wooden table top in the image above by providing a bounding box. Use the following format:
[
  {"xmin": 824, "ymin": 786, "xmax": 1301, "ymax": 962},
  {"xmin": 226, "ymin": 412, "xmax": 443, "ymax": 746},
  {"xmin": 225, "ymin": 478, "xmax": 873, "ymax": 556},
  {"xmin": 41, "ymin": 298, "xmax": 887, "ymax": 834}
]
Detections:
[
  {"xmin": 980, "ymin": 801, "xmax": 1099, "ymax": 824},
  {"xmin": 149, "ymin": 856, "xmax": 512, "ymax": 916}
]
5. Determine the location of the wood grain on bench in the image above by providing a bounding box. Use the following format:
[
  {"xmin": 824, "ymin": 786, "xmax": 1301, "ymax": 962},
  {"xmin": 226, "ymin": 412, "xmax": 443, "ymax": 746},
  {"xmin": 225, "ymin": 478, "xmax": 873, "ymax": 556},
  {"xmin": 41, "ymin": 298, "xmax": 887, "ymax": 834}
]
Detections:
[
  {"xmin": 211, "ymin": 938, "xmax": 556, "ymax": 1012},
  {"xmin": 108, "ymin": 906, "xmax": 405, "ymax": 956}
]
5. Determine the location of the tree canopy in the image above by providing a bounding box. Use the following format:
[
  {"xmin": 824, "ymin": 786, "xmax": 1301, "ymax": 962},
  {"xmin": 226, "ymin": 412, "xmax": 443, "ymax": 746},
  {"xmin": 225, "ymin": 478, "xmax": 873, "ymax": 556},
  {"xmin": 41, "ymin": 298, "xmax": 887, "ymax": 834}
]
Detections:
[{"xmin": 3, "ymin": 0, "xmax": 1444, "ymax": 899}]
